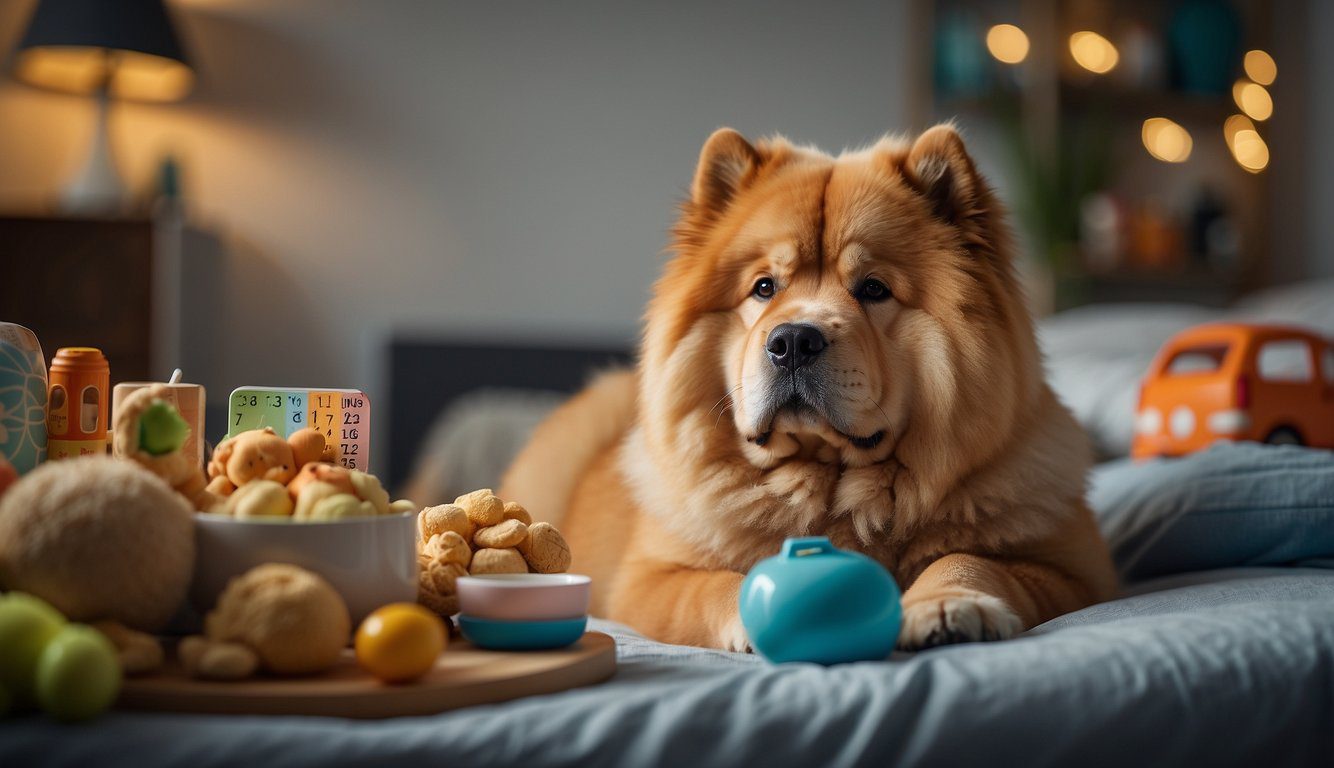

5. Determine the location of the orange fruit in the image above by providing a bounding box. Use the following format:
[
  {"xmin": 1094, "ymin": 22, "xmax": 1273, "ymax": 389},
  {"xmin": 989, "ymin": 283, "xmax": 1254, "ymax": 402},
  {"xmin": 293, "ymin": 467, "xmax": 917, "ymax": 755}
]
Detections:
[{"xmin": 354, "ymin": 603, "xmax": 447, "ymax": 683}]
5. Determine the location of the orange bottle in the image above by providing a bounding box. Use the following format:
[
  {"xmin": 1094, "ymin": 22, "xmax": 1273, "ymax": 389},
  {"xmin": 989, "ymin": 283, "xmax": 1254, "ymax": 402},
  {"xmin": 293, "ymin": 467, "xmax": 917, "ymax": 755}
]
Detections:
[{"xmin": 47, "ymin": 347, "xmax": 110, "ymax": 459}]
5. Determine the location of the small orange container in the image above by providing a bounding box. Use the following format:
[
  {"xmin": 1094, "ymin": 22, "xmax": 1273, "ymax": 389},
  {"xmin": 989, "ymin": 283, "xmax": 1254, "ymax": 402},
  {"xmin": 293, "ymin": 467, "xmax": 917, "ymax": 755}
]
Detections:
[{"xmin": 47, "ymin": 347, "xmax": 110, "ymax": 460}]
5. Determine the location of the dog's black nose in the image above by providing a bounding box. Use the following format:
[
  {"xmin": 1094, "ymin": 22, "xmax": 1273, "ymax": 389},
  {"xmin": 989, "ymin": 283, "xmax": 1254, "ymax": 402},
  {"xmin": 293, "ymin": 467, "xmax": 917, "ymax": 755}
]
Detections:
[{"xmin": 766, "ymin": 323, "xmax": 827, "ymax": 371}]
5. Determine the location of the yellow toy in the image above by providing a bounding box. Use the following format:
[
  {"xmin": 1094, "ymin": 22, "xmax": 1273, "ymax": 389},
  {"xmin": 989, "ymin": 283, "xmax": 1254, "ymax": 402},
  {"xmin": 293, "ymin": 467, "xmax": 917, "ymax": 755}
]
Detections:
[{"xmin": 355, "ymin": 603, "xmax": 447, "ymax": 683}]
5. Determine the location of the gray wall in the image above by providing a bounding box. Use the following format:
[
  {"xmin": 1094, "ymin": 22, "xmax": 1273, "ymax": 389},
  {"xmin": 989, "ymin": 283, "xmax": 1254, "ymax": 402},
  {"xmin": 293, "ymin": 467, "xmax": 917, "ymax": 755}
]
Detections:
[
  {"xmin": 1303, "ymin": 0, "xmax": 1334, "ymax": 278},
  {"xmin": 1, "ymin": 0, "xmax": 1329, "ymax": 474},
  {"xmin": 0, "ymin": 0, "xmax": 911, "ymax": 423}
]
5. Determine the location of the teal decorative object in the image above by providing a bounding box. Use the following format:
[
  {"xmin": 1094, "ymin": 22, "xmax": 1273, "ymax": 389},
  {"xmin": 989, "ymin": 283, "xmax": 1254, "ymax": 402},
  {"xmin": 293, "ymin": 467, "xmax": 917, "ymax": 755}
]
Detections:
[
  {"xmin": 0, "ymin": 323, "xmax": 48, "ymax": 474},
  {"xmin": 740, "ymin": 537, "xmax": 900, "ymax": 664},
  {"xmin": 457, "ymin": 615, "xmax": 587, "ymax": 651},
  {"xmin": 1168, "ymin": 0, "xmax": 1240, "ymax": 96}
]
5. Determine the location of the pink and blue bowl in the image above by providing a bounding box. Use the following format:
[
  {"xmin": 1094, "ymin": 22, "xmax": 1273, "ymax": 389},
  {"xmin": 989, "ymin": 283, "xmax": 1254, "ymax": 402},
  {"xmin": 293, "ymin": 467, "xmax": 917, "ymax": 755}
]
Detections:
[{"xmin": 455, "ymin": 573, "xmax": 592, "ymax": 650}]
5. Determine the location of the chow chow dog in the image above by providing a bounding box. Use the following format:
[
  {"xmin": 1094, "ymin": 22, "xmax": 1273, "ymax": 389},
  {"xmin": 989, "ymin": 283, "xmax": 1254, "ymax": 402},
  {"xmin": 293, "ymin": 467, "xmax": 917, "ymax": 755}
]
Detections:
[{"xmin": 501, "ymin": 124, "xmax": 1116, "ymax": 651}]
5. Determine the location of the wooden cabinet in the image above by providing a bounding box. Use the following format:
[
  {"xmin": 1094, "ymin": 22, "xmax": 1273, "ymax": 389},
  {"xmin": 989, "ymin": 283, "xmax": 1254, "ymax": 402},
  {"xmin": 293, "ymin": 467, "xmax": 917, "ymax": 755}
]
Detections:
[{"xmin": 0, "ymin": 214, "xmax": 221, "ymax": 380}]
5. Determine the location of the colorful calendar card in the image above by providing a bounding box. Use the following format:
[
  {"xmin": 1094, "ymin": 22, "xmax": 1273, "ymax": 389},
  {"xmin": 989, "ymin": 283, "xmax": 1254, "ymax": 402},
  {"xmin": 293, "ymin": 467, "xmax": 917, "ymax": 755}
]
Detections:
[{"xmin": 228, "ymin": 386, "xmax": 371, "ymax": 470}]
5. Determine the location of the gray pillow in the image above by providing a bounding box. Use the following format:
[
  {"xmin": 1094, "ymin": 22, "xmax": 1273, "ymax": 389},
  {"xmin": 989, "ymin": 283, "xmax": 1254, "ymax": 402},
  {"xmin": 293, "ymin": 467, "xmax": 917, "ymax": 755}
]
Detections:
[{"xmin": 1090, "ymin": 442, "xmax": 1334, "ymax": 582}]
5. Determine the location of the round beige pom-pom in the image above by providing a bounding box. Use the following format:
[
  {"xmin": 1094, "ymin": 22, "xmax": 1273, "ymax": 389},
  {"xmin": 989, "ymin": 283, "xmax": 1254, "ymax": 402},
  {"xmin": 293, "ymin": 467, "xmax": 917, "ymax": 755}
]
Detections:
[
  {"xmin": 0, "ymin": 456, "xmax": 195, "ymax": 632},
  {"xmin": 204, "ymin": 564, "xmax": 350, "ymax": 675}
]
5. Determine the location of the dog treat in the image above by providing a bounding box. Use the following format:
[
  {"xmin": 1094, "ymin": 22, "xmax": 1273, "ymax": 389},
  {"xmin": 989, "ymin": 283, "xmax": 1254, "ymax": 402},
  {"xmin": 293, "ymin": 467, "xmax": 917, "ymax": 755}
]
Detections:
[
  {"xmin": 502, "ymin": 501, "xmax": 532, "ymax": 526},
  {"xmin": 179, "ymin": 636, "xmax": 259, "ymax": 681},
  {"xmin": 473, "ymin": 518, "xmax": 528, "ymax": 549},
  {"xmin": 423, "ymin": 559, "xmax": 467, "ymax": 594},
  {"xmin": 423, "ymin": 531, "xmax": 471, "ymax": 568},
  {"xmin": 417, "ymin": 559, "xmax": 467, "ymax": 616},
  {"xmin": 455, "ymin": 489, "xmax": 505, "ymax": 527},
  {"xmin": 93, "ymin": 620, "xmax": 164, "ymax": 676},
  {"xmin": 292, "ymin": 480, "xmax": 343, "ymax": 520},
  {"xmin": 309, "ymin": 493, "xmax": 377, "ymax": 521},
  {"xmin": 228, "ymin": 479, "xmax": 295, "ymax": 518},
  {"xmin": 418, "ymin": 504, "xmax": 474, "ymax": 541},
  {"xmin": 415, "ymin": 489, "xmax": 573, "ymax": 617},
  {"xmin": 349, "ymin": 470, "xmax": 392, "ymax": 515},
  {"xmin": 517, "ymin": 522, "xmax": 572, "ymax": 574},
  {"xmin": 204, "ymin": 563, "xmax": 350, "ymax": 676},
  {"xmin": 469, "ymin": 547, "xmax": 528, "ymax": 575}
]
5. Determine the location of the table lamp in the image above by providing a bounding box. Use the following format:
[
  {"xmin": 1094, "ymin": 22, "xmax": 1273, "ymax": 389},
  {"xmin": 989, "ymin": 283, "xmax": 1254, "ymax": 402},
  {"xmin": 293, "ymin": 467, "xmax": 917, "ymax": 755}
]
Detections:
[{"xmin": 11, "ymin": 0, "xmax": 194, "ymax": 213}]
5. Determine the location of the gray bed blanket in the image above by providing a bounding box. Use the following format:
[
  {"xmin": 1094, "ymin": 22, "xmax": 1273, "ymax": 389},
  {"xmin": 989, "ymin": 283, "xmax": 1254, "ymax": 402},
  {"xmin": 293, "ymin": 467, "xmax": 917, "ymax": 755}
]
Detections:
[
  {"xmin": 5, "ymin": 443, "xmax": 1334, "ymax": 767},
  {"xmin": 2, "ymin": 567, "xmax": 1331, "ymax": 768}
]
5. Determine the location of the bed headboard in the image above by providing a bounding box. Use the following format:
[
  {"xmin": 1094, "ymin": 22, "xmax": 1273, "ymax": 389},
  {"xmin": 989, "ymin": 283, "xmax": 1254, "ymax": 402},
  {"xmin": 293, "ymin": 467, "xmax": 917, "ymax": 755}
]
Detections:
[{"xmin": 386, "ymin": 338, "xmax": 632, "ymax": 490}]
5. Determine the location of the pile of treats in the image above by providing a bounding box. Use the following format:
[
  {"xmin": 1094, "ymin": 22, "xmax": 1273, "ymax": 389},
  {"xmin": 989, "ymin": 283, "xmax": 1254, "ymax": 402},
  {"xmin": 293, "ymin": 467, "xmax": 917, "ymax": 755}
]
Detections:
[{"xmin": 417, "ymin": 489, "xmax": 571, "ymax": 616}]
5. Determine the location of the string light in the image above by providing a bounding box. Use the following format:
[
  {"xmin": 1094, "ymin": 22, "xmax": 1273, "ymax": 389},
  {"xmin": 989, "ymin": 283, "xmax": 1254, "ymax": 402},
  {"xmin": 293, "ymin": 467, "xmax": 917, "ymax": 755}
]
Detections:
[
  {"xmin": 1243, "ymin": 50, "xmax": 1277, "ymax": 85},
  {"xmin": 986, "ymin": 24, "xmax": 1030, "ymax": 64},
  {"xmin": 1069, "ymin": 31, "xmax": 1119, "ymax": 74},
  {"xmin": 1141, "ymin": 118, "xmax": 1193, "ymax": 163},
  {"xmin": 1232, "ymin": 79, "xmax": 1273, "ymax": 121},
  {"xmin": 1228, "ymin": 125, "xmax": 1270, "ymax": 173}
]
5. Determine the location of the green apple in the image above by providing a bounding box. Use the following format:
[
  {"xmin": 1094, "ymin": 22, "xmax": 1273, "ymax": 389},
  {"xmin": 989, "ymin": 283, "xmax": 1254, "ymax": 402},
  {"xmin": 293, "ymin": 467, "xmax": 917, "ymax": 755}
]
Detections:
[
  {"xmin": 35, "ymin": 624, "xmax": 121, "ymax": 722},
  {"xmin": 139, "ymin": 399, "xmax": 190, "ymax": 456},
  {"xmin": 0, "ymin": 593, "xmax": 67, "ymax": 704}
]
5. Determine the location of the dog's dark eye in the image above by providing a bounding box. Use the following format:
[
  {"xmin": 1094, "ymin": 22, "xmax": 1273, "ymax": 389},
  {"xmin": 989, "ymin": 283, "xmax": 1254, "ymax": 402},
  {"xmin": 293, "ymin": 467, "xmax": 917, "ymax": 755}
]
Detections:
[
  {"xmin": 752, "ymin": 277, "xmax": 776, "ymax": 300},
  {"xmin": 855, "ymin": 278, "xmax": 891, "ymax": 303}
]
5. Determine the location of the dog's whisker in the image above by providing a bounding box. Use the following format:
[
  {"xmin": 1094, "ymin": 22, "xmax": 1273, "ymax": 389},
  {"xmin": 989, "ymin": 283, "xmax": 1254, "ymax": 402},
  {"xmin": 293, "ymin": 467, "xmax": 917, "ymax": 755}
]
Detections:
[{"xmin": 707, "ymin": 382, "xmax": 746, "ymax": 419}]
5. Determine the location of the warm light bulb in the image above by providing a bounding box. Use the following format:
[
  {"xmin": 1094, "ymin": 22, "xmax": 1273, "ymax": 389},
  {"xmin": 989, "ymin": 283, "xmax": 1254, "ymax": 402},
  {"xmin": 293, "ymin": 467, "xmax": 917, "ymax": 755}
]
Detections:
[
  {"xmin": 1069, "ymin": 31, "xmax": 1119, "ymax": 74},
  {"xmin": 1232, "ymin": 79, "xmax": 1273, "ymax": 121},
  {"xmin": 1229, "ymin": 128, "xmax": 1269, "ymax": 173},
  {"xmin": 1141, "ymin": 118, "xmax": 1192, "ymax": 163},
  {"xmin": 1243, "ymin": 50, "xmax": 1277, "ymax": 86},
  {"xmin": 986, "ymin": 24, "xmax": 1030, "ymax": 65},
  {"xmin": 1223, "ymin": 114, "xmax": 1255, "ymax": 146}
]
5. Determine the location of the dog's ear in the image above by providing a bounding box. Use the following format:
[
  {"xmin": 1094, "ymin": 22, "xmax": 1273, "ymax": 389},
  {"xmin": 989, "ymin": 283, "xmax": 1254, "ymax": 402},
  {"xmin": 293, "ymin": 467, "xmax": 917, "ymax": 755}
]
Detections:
[
  {"xmin": 691, "ymin": 128, "xmax": 761, "ymax": 213},
  {"xmin": 903, "ymin": 124, "xmax": 983, "ymax": 225}
]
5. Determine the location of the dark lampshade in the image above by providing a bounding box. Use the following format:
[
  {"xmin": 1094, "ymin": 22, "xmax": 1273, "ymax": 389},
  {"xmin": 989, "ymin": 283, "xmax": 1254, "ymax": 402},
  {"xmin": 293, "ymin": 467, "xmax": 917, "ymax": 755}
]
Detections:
[{"xmin": 13, "ymin": 0, "xmax": 194, "ymax": 102}]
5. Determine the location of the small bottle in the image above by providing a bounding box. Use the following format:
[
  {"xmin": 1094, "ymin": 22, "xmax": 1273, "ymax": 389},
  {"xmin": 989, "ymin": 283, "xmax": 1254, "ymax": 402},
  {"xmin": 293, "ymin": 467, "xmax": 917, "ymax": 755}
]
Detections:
[{"xmin": 47, "ymin": 347, "xmax": 110, "ymax": 459}]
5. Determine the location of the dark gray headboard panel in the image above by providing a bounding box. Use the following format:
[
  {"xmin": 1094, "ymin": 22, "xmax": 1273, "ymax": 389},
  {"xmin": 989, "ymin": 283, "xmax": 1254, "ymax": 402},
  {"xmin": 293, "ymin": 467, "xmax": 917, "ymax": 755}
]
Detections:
[{"xmin": 387, "ymin": 339, "xmax": 632, "ymax": 490}]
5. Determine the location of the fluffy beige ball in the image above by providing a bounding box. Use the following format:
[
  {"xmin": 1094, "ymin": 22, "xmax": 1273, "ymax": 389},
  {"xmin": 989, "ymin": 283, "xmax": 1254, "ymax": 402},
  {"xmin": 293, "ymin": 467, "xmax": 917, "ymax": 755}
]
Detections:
[
  {"xmin": 205, "ymin": 564, "xmax": 350, "ymax": 675},
  {"xmin": 0, "ymin": 456, "xmax": 195, "ymax": 632}
]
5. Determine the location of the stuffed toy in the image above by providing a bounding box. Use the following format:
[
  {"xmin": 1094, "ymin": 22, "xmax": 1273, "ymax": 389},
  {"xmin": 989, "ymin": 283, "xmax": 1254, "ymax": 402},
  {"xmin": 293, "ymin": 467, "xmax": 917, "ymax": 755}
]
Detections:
[
  {"xmin": 0, "ymin": 456, "xmax": 195, "ymax": 633},
  {"xmin": 206, "ymin": 427, "xmax": 315, "ymax": 497},
  {"xmin": 416, "ymin": 489, "xmax": 572, "ymax": 616},
  {"xmin": 201, "ymin": 426, "xmax": 413, "ymax": 521},
  {"xmin": 181, "ymin": 563, "xmax": 350, "ymax": 679},
  {"xmin": 111, "ymin": 384, "xmax": 222, "ymax": 511}
]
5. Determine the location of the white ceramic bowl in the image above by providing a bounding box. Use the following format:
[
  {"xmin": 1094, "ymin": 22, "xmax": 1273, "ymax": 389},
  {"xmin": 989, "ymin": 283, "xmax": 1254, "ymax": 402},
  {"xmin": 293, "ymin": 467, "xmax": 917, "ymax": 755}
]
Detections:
[
  {"xmin": 191, "ymin": 512, "xmax": 417, "ymax": 624},
  {"xmin": 456, "ymin": 574, "xmax": 591, "ymax": 621}
]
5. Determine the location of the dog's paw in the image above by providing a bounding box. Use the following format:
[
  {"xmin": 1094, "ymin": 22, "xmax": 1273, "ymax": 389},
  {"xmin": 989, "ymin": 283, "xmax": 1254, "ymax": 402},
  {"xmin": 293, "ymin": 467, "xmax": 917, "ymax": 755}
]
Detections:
[
  {"xmin": 897, "ymin": 591, "xmax": 1022, "ymax": 651},
  {"xmin": 719, "ymin": 614, "xmax": 753, "ymax": 654}
]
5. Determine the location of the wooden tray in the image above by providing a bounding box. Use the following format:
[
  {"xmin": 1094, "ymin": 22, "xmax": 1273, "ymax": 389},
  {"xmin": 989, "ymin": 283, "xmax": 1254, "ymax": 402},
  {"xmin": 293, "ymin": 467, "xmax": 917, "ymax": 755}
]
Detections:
[{"xmin": 118, "ymin": 632, "xmax": 616, "ymax": 719}]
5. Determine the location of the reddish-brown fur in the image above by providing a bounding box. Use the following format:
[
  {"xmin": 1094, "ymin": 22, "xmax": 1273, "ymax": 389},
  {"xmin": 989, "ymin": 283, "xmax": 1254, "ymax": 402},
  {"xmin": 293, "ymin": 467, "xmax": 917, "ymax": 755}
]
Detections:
[{"xmin": 502, "ymin": 125, "xmax": 1116, "ymax": 650}]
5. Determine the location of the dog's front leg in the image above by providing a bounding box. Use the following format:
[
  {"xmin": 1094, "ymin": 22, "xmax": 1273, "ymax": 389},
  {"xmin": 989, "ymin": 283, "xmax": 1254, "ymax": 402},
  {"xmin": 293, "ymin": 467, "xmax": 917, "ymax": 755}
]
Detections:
[
  {"xmin": 897, "ymin": 509, "xmax": 1116, "ymax": 650},
  {"xmin": 896, "ymin": 552, "xmax": 1105, "ymax": 650},
  {"xmin": 608, "ymin": 559, "xmax": 748, "ymax": 651}
]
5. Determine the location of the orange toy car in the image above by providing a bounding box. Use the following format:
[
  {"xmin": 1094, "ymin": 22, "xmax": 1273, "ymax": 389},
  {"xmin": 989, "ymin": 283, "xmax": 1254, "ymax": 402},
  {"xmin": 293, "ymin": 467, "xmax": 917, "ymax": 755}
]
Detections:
[{"xmin": 1132, "ymin": 323, "xmax": 1334, "ymax": 459}]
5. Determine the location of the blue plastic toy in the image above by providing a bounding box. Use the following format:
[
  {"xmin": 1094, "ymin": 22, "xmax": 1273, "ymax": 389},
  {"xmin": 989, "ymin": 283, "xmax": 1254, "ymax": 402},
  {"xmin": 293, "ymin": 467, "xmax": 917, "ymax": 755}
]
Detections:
[{"xmin": 739, "ymin": 537, "xmax": 901, "ymax": 664}]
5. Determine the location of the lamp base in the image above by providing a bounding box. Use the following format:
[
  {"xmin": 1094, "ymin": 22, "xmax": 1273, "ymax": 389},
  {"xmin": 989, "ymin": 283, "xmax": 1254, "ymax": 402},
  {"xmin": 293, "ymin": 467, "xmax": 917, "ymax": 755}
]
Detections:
[{"xmin": 60, "ymin": 88, "xmax": 127, "ymax": 215}]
